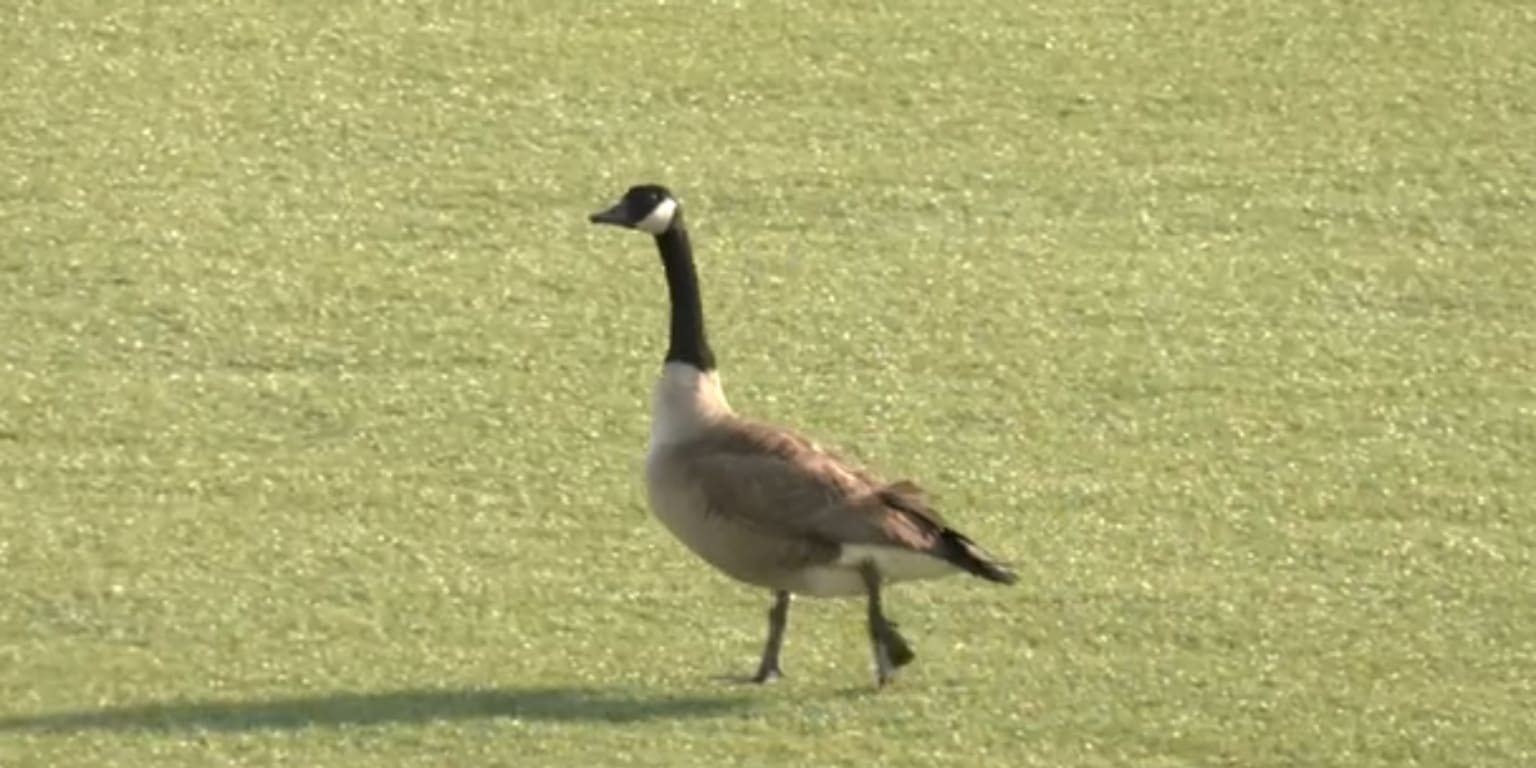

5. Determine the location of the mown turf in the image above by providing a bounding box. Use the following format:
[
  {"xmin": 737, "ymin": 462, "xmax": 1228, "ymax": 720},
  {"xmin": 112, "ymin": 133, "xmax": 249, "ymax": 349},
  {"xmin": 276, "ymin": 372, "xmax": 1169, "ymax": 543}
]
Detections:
[{"xmin": 2, "ymin": 1, "xmax": 1533, "ymax": 766}]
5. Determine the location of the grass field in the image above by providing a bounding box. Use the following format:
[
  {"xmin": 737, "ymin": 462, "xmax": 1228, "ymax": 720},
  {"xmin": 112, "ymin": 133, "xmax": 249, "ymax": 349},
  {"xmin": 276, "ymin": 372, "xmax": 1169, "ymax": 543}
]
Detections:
[{"xmin": 3, "ymin": 1, "xmax": 1534, "ymax": 765}]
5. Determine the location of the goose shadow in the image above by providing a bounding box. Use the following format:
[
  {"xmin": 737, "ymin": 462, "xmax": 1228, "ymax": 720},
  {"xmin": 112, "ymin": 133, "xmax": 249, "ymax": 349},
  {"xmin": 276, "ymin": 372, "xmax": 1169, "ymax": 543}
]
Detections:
[{"xmin": 0, "ymin": 685, "xmax": 749, "ymax": 733}]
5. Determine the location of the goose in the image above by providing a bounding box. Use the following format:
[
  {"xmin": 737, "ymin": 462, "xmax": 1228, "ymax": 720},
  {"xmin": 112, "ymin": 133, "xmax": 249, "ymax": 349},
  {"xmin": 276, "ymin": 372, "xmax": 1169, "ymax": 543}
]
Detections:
[{"xmin": 588, "ymin": 183, "xmax": 1016, "ymax": 688}]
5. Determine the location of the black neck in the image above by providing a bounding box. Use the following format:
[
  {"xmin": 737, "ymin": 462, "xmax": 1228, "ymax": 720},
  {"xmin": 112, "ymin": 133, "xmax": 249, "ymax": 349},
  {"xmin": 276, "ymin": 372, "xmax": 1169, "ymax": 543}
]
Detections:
[{"xmin": 655, "ymin": 213, "xmax": 716, "ymax": 371}]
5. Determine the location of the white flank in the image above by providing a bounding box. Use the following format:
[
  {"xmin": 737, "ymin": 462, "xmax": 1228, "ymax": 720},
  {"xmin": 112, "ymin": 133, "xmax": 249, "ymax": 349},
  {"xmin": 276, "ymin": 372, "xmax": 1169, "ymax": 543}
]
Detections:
[
  {"xmin": 798, "ymin": 546, "xmax": 960, "ymax": 597},
  {"xmin": 838, "ymin": 544, "xmax": 960, "ymax": 582},
  {"xmin": 799, "ymin": 568, "xmax": 868, "ymax": 597},
  {"xmin": 635, "ymin": 197, "xmax": 678, "ymax": 235}
]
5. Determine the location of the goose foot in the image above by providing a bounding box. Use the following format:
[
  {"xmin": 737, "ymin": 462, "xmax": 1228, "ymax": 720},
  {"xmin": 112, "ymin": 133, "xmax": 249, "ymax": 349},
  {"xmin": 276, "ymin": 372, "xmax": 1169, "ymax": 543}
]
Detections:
[
  {"xmin": 860, "ymin": 564, "xmax": 916, "ymax": 688},
  {"xmin": 750, "ymin": 590, "xmax": 792, "ymax": 684}
]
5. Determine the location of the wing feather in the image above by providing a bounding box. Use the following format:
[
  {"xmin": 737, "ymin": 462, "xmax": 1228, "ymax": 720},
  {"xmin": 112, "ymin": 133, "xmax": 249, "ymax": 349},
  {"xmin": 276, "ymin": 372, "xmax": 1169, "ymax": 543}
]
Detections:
[{"xmin": 677, "ymin": 419, "xmax": 946, "ymax": 553}]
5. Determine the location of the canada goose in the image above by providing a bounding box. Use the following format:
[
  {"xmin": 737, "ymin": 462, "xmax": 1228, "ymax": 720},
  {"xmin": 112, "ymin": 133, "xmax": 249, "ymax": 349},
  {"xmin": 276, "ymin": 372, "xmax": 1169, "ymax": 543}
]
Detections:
[{"xmin": 588, "ymin": 184, "xmax": 1016, "ymax": 688}]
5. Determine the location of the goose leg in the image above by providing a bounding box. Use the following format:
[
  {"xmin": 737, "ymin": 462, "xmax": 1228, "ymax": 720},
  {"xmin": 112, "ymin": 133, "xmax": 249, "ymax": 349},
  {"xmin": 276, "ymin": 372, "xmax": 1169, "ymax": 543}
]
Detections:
[
  {"xmin": 859, "ymin": 564, "xmax": 915, "ymax": 688},
  {"xmin": 751, "ymin": 590, "xmax": 792, "ymax": 683}
]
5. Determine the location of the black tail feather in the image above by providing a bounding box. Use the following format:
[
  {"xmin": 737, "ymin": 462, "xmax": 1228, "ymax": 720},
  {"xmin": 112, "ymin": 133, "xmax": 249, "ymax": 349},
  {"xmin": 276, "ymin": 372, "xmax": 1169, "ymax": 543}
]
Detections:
[
  {"xmin": 875, "ymin": 480, "xmax": 1017, "ymax": 585},
  {"xmin": 941, "ymin": 530, "xmax": 1018, "ymax": 585}
]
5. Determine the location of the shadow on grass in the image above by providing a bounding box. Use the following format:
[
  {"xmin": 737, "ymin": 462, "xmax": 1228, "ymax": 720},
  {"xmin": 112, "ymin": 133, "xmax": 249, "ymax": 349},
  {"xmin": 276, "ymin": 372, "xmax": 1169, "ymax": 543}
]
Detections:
[{"xmin": 0, "ymin": 686, "xmax": 749, "ymax": 733}]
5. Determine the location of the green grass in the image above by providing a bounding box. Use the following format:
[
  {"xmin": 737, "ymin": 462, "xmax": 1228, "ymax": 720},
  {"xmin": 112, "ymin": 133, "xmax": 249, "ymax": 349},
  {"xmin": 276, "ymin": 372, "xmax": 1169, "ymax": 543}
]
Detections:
[{"xmin": 2, "ymin": 0, "xmax": 1534, "ymax": 765}]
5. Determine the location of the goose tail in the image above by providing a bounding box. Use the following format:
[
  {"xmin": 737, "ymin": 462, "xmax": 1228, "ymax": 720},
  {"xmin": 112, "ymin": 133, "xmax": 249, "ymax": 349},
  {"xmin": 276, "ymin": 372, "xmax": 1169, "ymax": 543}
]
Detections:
[{"xmin": 941, "ymin": 530, "xmax": 1018, "ymax": 585}]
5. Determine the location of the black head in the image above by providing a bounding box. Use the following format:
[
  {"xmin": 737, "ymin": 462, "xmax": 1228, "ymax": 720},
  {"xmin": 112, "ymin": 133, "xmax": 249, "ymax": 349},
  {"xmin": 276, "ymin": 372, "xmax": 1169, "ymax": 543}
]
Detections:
[{"xmin": 589, "ymin": 184, "xmax": 680, "ymax": 235}]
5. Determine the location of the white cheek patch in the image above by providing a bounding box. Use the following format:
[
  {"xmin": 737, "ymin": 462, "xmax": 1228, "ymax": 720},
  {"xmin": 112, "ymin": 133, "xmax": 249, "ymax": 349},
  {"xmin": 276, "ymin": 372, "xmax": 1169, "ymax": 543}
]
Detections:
[{"xmin": 635, "ymin": 197, "xmax": 678, "ymax": 235}]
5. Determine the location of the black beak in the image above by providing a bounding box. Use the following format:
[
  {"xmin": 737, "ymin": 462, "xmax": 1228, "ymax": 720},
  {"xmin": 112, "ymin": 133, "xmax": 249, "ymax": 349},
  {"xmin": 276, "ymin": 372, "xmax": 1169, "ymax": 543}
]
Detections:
[{"xmin": 588, "ymin": 204, "xmax": 629, "ymax": 226}]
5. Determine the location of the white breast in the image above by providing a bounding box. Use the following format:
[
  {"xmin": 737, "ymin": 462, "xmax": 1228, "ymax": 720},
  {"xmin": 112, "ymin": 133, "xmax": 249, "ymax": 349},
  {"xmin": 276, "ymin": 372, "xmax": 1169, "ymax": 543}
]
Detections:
[{"xmin": 648, "ymin": 362, "xmax": 732, "ymax": 450}]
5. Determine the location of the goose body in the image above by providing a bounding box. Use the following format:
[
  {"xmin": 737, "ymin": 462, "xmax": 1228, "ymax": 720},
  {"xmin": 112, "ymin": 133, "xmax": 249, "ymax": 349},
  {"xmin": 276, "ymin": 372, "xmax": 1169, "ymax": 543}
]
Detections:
[
  {"xmin": 645, "ymin": 364, "xmax": 997, "ymax": 597},
  {"xmin": 591, "ymin": 184, "xmax": 1015, "ymax": 687}
]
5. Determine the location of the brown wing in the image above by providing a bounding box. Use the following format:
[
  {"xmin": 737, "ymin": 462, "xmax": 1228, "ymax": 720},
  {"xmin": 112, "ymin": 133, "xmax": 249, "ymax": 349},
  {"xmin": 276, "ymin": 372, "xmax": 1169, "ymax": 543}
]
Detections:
[{"xmin": 678, "ymin": 419, "xmax": 948, "ymax": 553}]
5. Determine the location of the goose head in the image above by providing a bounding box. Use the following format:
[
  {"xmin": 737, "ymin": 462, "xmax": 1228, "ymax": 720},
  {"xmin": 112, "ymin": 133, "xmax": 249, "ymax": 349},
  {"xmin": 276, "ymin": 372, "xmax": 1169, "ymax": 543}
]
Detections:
[{"xmin": 589, "ymin": 184, "xmax": 680, "ymax": 236}]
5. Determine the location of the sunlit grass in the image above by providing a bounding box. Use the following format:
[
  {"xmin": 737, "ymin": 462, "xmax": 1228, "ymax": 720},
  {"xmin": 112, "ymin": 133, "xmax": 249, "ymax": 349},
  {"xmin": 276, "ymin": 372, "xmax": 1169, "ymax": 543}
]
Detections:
[{"xmin": 2, "ymin": 1, "xmax": 1533, "ymax": 766}]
